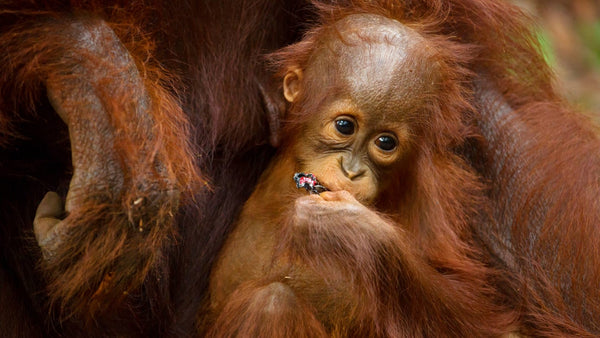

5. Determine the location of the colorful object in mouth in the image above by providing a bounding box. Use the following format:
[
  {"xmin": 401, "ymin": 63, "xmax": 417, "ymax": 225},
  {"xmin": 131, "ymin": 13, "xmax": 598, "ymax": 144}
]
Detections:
[{"xmin": 294, "ymin": 172, "xmax": 329, "ymax": 194}]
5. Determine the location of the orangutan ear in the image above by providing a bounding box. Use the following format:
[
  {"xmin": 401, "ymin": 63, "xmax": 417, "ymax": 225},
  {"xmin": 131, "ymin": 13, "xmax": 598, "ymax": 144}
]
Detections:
[
  {"xmin": 283, "ymin": 66, "xmax": 303, "ymax": 103},
  {"xmin": 258, "ymin": 66, "xmax": 303, "ymax": 148}
]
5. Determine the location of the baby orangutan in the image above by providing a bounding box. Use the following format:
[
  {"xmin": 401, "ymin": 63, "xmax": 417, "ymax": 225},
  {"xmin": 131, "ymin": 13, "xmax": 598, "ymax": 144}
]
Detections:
[{"xmin": 208, "ymin": 13, "xmax": 514, "ymax": 337}]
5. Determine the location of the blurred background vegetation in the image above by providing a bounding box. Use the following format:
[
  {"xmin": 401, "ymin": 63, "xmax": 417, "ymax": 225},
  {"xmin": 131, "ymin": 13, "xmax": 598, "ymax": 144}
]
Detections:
[{"xmin": 511, "ymin": 0, "xmax": 600, "ymax": 114}]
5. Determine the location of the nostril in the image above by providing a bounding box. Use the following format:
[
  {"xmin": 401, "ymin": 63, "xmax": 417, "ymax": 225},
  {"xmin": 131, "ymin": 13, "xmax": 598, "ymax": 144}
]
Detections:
[
  {"xmin": 339, "ymin": 157, "xmax": 366, "ymax": 180},
  {"xmin": 347, "ymin": 169, "xmax": 366, "ymax": 180}
]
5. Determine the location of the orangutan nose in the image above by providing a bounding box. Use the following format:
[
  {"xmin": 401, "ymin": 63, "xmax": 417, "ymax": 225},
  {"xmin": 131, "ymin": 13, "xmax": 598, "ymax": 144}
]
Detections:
[{"xmin": 340, "ymin": 156, "xmax": 366, "ymax": 180}]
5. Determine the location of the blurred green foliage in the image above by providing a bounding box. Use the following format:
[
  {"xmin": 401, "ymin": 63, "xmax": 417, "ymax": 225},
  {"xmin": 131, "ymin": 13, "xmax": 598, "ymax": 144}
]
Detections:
[
  {"xmin": 578, "ymin": 21, "xmax": 600, "ymax": 70},
  {"xmin": 536, "ymin": 29, "xmax": 557, "ymax": 68}
]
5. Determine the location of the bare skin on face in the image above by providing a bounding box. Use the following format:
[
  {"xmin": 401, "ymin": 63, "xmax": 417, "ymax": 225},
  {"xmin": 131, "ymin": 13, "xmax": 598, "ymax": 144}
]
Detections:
[{"xmin": 286, "ymin": 14, "xmax": 441, "ymax": 204}]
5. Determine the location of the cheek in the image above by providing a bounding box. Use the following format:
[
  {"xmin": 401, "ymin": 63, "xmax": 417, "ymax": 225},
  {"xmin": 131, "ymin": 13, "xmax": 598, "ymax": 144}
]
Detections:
[{"xmin": 299, "ymin": 156, "xmax": 379, "ymax": 205}]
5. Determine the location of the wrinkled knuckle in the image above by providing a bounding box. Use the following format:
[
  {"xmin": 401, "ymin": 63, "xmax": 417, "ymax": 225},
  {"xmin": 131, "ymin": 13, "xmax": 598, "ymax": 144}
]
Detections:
[
  {"xmin": 294, "ymin": 195, "xmax": 319, "ymax": 209},
  {"xmin": 293, "ymin": 196, "xmax": 320, "ymax": 221}
]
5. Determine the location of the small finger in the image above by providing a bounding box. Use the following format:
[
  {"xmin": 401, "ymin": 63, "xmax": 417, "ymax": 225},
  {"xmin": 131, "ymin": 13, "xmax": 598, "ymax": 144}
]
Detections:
[
  {"xmin": 34, "ymin": 192, "xmax": 64, "ymax": 244},
  {"xmin": 320, "ymin": 190, "xmax": 353, "ymax": 202},
  {"xmin": 35, "ymin": 191, "xmax": 64, "ymax": 219}
]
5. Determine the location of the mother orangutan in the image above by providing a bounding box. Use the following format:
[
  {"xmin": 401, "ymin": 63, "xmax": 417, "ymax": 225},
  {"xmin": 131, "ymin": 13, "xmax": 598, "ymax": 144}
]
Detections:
[{"xmin": 1, "ymin": 0, "xmax": 599, "ymax": 336}]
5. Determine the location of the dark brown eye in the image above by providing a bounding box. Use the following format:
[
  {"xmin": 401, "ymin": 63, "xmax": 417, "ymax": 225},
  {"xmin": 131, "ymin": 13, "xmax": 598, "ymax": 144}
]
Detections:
[
  {"xmin": 335, "ymin": 119, "xmax": 355, "ymax": 135},
  {"xmin": 375, "ymin": 135, "xmax": 397, "ymax": 151}
]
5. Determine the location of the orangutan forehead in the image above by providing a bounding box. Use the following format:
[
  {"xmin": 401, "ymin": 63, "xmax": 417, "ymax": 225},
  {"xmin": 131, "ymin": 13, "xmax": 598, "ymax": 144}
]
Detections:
[
  {"xmin": 331, "ymin": 14, "xmax": 423, "ymax": 45},
  {"xmin": 305, "ymin": 14, "xmax": 441, "ymax": 118}
]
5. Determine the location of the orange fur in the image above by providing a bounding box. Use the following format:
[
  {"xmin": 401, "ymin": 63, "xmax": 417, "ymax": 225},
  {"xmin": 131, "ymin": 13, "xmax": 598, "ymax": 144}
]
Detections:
[
  {"xmin": 0, "ymin": 0, "xmax": 599, "ymax": 336},
  {"xmin": 209, "ymin": 11, "xmax": 515, "ymax": 337}
]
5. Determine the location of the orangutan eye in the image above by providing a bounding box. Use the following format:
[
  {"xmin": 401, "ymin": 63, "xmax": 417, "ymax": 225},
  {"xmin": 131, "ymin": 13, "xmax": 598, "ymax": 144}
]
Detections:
[
  {"xmin": 335, "ymin": 118, "xmax": 355, "ymax": 135},
  {"xmin": 375, "ymin": 135, "xmax": 397, "ymax": 151}
]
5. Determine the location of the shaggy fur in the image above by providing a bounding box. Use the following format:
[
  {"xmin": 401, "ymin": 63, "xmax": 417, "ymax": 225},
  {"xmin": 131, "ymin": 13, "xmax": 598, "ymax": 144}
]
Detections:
[{"xmin": 0, "ymin": 0, "xmax": 599, "ymax": 336}]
